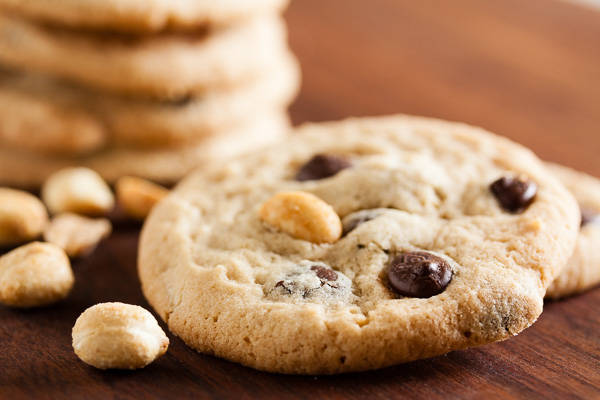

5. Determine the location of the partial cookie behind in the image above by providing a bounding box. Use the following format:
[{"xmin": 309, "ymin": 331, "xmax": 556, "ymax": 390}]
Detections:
[
  {"xmin": 138, "ymin": 115, "xmax": 579, "ymax": 374},
  {"xmin": 0, "ymin": 50, "xmax": 299, "ymax": 152},
  {"xmin": 0, "ymin": 13, "xmax": 289, "ymax": 98},
  {"xmin": 0, "ymin": 112, "xmax": 290, "ymax": 188},
  {"xmin": 0, "ymin": 0, "xmax": 290, "ymax": 33},
  {"xmin": 545, "ymin": 163, "xmax": 600, "ymax": 299}
]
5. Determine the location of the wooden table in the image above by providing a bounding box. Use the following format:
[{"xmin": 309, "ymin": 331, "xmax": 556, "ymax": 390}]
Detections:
[{"xmin": 1, "ymin": 0, "xmax": 599, "ymax": 398}]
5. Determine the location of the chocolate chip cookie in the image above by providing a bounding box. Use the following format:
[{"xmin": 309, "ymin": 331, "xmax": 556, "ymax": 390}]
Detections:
[
  {"xmin": 545, "ymin": 163, "xmax": 600, "ymax": 299},
  {"xmin": 0, "ymin": 112, "xmax": 289, "ymax": 188},
  {"xmin": 0, "ymin": 13, "xmax": 289, "ymax": 98},
  {"xmin": 0, "ymin": 0, "xmax": 289, "ymax": 33},
  {"xmin": 0, "ymin": 50, "xmax": 299, "ymax": 152},
  {"xmin": 138, "ymin": 115, "xmax": 579, "ymax": 374}
]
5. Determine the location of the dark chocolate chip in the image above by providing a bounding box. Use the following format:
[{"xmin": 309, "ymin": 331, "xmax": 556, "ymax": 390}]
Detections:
[
  {"xmin": 295, "ymin": 154, "xmax": 352, "ymax": 181},
  {"xmin": 581, "ymin": 207, "xmax": 600, "ymax": 227},
  {"xmin": 490, "ymin": 176, "xmax": 537, "ymax": 213},
  {"xmin": 168, "ymin": 95, "xmax": 193, "ymax": 107},
  {"xmin": 311, "ymin": 265, "xmax": 338, "ymax": 281},
  {"xmin": 343, "ymin": 213, "xmax": 377, "ymax": 236},
  {"xmin": 388, "ymin": 252, "xmax": 453, "ymax": 298}
]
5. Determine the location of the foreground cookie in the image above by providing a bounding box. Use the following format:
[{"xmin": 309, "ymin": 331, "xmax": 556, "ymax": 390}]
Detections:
[
  {"xmin": 545, "ymin": 163, "xmax": 600, "ymax": 299},
  {"xmin": 0, "ymin": 0, "xmax": 289, "ymax": 33},
  {"xmin": 0, "ymin": 113, "xmax": 289, "ymax": 188},
  {"xmin": 139, "ymin": 115, "xmax": 579, "ymax": 374},
  {"xmin": 0, "ymin": 13, "xmax": 288, "ymax": 98}
]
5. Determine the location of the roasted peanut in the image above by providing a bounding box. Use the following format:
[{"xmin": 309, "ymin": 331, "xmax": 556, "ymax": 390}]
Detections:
[
  {"xmin": 0, "ymin": 188, "xmax": 49, "ymax": 246},
  {"xmin": 72, "ymin": 302, "xmax": 169, "ymax": 370},
  {"xmin": 0, "ymin": 242, "xmax": 74, "ymax": 307},
  {"xmin": 41, "ymin": 167, "xmax": 115, "ymax": 216},
  {"xmin": 259, "ymin": 191, "xmax": 342, "ymax": 244},
  {"xmin": 115, "ymin": 176, "xmax": 169, "ymax": 220},
  {"xmin": 44, "ymin": 213, "xmax": 112, "ymax": 258}
]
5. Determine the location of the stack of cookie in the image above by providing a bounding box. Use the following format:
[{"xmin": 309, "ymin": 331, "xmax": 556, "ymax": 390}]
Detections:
[{"xmin": 0, "ymin": 0, "xmax": 298, "ymax": 187}]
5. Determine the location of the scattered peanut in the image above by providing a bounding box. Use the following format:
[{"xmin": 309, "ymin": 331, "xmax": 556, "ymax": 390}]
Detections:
[
  {"xmin": 115, "ymin": 176, "xmax": 169, "ymax": 220},
  {"xmin": 72, "ymin": 302, "xmax": 169, "ymax": 370},
  {"xmin": 0, "ymin": 242, "xmax": 74, "ymax": 307},
  {"xmin": 0, "ymin": 188, "xmax": 49, "ymax": 246},
  {"xmin": 44, "ymin": 213, "xmax": 112, "ymax": 258},
  {"xmin": 41, "ymin": 167, "xmax": 115, "ymax": 216},
  {"xmin": 259, "ymin": 191, "xmax": 342, "ymax": 244}
]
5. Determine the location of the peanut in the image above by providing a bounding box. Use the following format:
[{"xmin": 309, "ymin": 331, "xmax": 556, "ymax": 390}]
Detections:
[
  {"xmin": 44, "ymin": 213, "xmax": 112, "ymax": 258},
  {"xmin": 259, "ymin": 191, "xmax": 342, "ymax": 244},
  {"xmin": 0, "ymin": 188, "xmax": 48, "ymax": 246},
  {"xmin": 115, "ymin": 176, "xmax": 169, "ymax": 220},
  {"xmin": 41, "ymin": 167, "xmax": 114, "ymax": 216},
  {"xmin": 0, "ymin": 242, "xmax": 74, "ymax": 307},
  {"xmin": 72, "ymin": 302, "xmax": 169, "ymax": 370}
]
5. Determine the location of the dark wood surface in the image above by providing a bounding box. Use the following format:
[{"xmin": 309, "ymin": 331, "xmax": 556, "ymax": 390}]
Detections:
[{"xmin": 2, "ymin": 0, "xmax": 600, "ymax": 398}]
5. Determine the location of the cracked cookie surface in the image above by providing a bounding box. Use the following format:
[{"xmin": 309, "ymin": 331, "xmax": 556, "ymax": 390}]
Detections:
[{"xmin": 138, "ymin": 115, "xmax": 579, "ymax": 374}]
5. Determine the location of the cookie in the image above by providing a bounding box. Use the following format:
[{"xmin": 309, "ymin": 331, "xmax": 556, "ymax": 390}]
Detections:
[
  {"xmin": 545, "ymin": 163, "xmax": 600, "ymax": 299},
  {"xmin": 0, "ymin": 0, "xmax": 289, "ymax": 33},
  {"xmin": 0, "ymin": 112, "xmax": 290, "ymax": 188},
  {"xmin": 0, "ymin": 84, "xmax": 105, "ymax": 156},
  {"xmin": 0, "ymin": 51, "xmax": 299, "ymax": 152},
  {"xmin": 0, "ymin": 13, "xmax": 288, "ymax": 98},
  {"xmin": 138, "ymin": 115, "xmax": 580, "ymax": 374}
]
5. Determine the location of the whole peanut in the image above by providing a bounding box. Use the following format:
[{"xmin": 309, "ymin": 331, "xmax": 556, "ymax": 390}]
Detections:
[
  {"xmin": 72, "ymin": 302, "xmax": 169, "ymax": 370},
  {"xmin": 0, "ymin": 188, "xmax": 48, "ymax": 246},
  {"xmin": 259, "ymin": 191, "xmax": 342, "ymax": 244},
  {"xmin": 0, "ymin": 242, "xmax": 74, "ymax": 307}
]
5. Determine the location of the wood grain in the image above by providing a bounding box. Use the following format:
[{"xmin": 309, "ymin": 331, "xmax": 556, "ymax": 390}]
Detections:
[{"xmin": 1, "ymin": 0, "xmax": 600, "ymax": 398}]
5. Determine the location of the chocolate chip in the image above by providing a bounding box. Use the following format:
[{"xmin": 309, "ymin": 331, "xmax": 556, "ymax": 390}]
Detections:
[
  {"xmin": 342, "ymin": 209, "xmax": 385, "ymax": 236},
  {"xmin": 490, "ymin": 176, "xmax": 537, "ymax": 212},
  {"xmin": 343, "ymin": 214, "xmax": 376, "ymax": 236},
  {"xmin": 168, "ymin": 95, "xmax": 193, "ymax": 107},
  {"xmin": 295, "ymin": 154, "xmax": 352, "ymax": 181},
  {"xmin": 311, "ymin": 265, "xmax": 338, "ymax": 281},
  {"xmin": 388, "ymin": 252, "xmax": 453, "ymax": 298},
  {"xmin": 581, "ymin": 207, "xmax": 600, "ymax": 227}
]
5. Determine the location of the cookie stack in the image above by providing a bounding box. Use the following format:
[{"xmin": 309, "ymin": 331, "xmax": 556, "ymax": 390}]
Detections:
[{"xmin": 0, "ymin": 0, "xmax": 298, "ymax": 187}]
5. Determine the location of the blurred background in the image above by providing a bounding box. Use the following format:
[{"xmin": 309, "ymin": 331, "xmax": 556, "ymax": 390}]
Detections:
[{"xmin": 286, "ymin": 0, "xmax": 600, "ymax": 177}]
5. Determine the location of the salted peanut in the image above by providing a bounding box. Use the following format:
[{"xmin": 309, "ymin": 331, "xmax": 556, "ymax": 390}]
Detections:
[
  {"xmin": 41, "ymin": 167, "xmax": 115, "ymax": 216},
  {"xmin": 44, "ymin": 213, "xmax": 112, "ymax": 258},
  {"xmin": 259, "ymin": 191, "xmax": 342, "ymax": 244},
  {"xmin": 0, "ymin": 188, "xmax": 49, "ymax": 246},
  {"xmin": 115, "ymin": 176, "xmax": 169, "ymax": 220},
  {"xmin": 72, "ymin": 302, "xmax": 169, "ymax": 370},
  {"xmin": 0, "ymin": 242, "xmax": 73, "ymax": 307}
]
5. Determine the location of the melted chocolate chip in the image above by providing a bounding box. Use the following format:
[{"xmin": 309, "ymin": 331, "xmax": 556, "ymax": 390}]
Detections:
[
  {"xmin": 311, "ymin": 265, "xmax": 338, "ymax": 281},
  {"xmin": 388, "ymin": 252, "xmax": 453, "ymax": 298},
  {"xmin": 490, "ymin": 176, "xmax": 537, "ymax": 213},
  {"xmin": 295, "ymin": 154, "xmax": 352, "ymax": 181},
  {"xmin": 581, "ymin": 207, "xmax": 600, "ymax": 227}
]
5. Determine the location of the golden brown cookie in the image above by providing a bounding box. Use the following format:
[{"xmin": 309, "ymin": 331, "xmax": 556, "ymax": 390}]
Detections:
[
  {"xmin": 0, "ymin": 0, "xmax": 290, "ymax": 33},
  {"xmin": 0, "ymin": 112, "xmax": 290, "ymax": 188},
  {"xmin": 0, "ymin": 51, "xmax": 299, "ymax": 152},
  {"xmin": 545, "ymin": 163, "xmax": 600, "ymax": 299},
  {"xmin": 138, "ymin": 115, "xmax": 579, "ymax": 374},
  {"xmin": 0, "ymin": 13, "xmax": 288, "ymax": 98}
]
